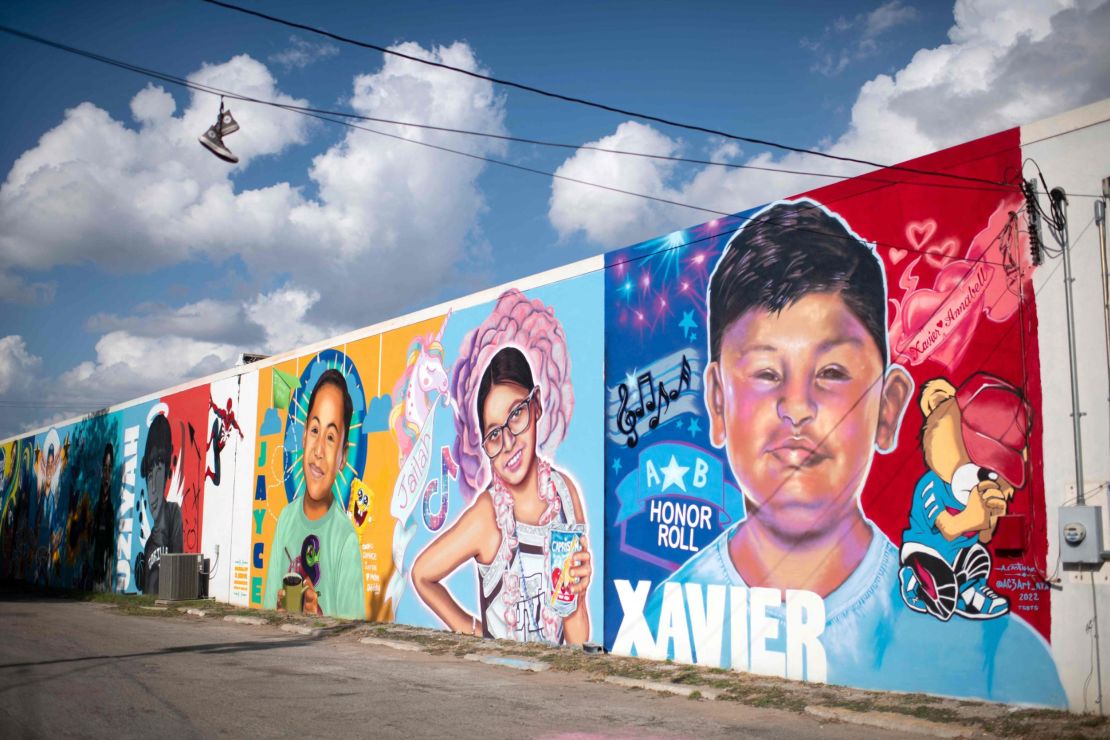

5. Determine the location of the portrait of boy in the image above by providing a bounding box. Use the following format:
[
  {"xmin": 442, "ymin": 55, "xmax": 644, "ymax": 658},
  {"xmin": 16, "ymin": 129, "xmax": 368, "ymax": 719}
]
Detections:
[
  {"xmin": 263, "ymin": 368, "xmax": 364, "ymax": 620},
  {"xmin": 629, "ymin": 199, "xmax": 1064, "ymax": 706}
]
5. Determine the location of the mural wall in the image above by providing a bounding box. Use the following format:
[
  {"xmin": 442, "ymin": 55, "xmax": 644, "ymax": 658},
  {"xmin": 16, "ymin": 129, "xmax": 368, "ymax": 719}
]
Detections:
[
  {"xmin": 249, "ymin": 276, "xmax": 605, "ymax": 644},
  {"xmin": 603, "ymin": 130, "xmax": 1063, "ymax": 705},
  {"xmin": 0, "ymin": 127, "xmax": 1072, "ymax": 707},
  {"xmin": 0, "ymin": 379, "xmax": 250, "ymax": 596}
]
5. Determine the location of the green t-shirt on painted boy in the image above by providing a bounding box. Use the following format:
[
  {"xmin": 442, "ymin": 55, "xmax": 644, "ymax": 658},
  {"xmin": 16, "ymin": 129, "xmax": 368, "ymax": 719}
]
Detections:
[{"xmin": 263, "ymin": 497, "xmax": 365, "ymax": 620}]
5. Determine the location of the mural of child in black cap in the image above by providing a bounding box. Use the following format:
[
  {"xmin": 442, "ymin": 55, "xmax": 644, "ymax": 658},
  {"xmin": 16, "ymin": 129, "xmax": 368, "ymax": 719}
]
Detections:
[
  {"xmin": 138, "ymin": 413, "xmax": 183, "ymax": 595},
  {"xmin": 900, "ymin": 373, "xmax": 1033, "ymax": 621}
]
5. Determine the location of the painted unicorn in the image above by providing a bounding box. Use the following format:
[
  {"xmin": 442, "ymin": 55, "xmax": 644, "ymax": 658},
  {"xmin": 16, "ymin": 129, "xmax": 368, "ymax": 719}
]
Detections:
[{"xmin": 389, "ymin": 322, "xmax": 450, "ymax": 464}]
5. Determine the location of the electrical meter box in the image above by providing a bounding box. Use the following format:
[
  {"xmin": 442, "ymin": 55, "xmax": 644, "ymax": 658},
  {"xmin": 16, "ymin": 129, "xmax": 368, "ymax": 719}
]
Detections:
[{"xmin": 1059, "ymin": 505, "xmax": 1105, "ymax": 567}]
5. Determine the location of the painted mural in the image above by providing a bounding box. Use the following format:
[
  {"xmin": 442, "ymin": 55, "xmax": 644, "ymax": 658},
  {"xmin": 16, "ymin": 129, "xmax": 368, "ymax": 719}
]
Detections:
[
  {"xmin": 0, "ymin": 380, "xmax": 248, "ymax": 597},
  {"xmin": 250, "ymin": 276, "xmax": 604, "ymax": 644},
  {"xmin": 0, "ymin": 127, "xmax": 1073, "ymax": 708},
  {"xmin": 603, "ymin": 130, "xmax": 1064, "ymax": 706}
]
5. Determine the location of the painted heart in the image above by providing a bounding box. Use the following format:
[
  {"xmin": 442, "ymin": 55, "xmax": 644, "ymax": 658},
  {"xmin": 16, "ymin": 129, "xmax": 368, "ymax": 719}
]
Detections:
[
  {"xmin": 906, "ymin": 221, "xmax": 936, "ymax": 252},
  {"xmin": 926, "ymin": 237, "xmax": 960, "ymax": 269},
  {"xmin": 888, "ymin": 248, "xmax": 908, "ymax": 265}
]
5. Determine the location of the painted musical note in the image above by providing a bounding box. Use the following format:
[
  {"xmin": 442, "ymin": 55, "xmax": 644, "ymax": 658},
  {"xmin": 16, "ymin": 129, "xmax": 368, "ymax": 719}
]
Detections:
[
  {"xmin": 616, "ymin": 383, "xmax": 640, "ymax": 448},
  {"xmin": 676, "ymin": 354, "xmax": 692, "ymax": 398},
  {"xmin": 648, "ymin": 380, "xmax": 670, "ymax": 430},
  {"xmin": 607, "ymin": 350, "xmax": 704, "ymax": 448},
  {"xmin": 636, "ymin": 372, "xmax": 656, "ymax": 416}
]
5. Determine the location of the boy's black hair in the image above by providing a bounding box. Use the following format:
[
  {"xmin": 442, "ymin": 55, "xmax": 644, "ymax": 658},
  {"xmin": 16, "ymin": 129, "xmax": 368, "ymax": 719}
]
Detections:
[
  {"xmin": 708, "ymin": 199, "xmax": 888, "ymax": 364},
  {"xmin": 306, "ymin": 368, "xmax": 354, "ymax": 443},
  {"xmin": 141, "ymin": 414, "xmax": 173, "ymax": 479},
  {"xmin": 477, "ymin": 347, "xmax": 535, "ymax": 430}
]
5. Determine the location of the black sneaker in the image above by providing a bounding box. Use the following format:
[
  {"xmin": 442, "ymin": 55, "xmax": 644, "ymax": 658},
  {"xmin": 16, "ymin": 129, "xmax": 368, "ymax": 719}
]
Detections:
[{"xmin": 199, "ymin": 125, "xmax": 239, "ymax": 163}]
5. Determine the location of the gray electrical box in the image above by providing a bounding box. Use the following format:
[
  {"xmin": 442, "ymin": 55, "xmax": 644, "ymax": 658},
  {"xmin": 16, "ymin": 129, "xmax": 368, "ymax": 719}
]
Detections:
[{"xmin": 1059, "ymin": 505, "xmax": 1105, "ymax": 567}]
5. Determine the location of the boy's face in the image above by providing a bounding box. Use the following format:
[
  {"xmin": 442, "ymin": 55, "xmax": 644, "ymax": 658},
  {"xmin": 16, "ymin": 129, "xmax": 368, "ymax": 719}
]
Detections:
[
  {"xmin": 145, "ymin": 461, "xmax": 166, "ymax": 519},
  {"xmin": 303, "ymin": 383, "xmax": 346, "ymax": 506},
  {"xmin": 705, "ymin": 292, "xmax": 910, "ymax": 536}
]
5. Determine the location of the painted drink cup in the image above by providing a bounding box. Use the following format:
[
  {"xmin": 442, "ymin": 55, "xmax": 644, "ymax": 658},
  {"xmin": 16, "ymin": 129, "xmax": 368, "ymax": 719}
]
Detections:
[
  {"xmin": 282, "ymin": 572, "xmax": 304, "ymax": 613},
  {"xmin": 546, "ymin": 524, "xmax": 586, "ymax": 618}
]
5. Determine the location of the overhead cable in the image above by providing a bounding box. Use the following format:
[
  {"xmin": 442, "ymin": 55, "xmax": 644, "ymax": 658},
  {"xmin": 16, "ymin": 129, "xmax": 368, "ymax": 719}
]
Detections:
[
  {"xmin": 0, "ymin": 24, "xmax": 1026, "ymax": 267},
  {"xmin": 200, "ymin": 0, "xmax": 1018, "ymax": 190}
]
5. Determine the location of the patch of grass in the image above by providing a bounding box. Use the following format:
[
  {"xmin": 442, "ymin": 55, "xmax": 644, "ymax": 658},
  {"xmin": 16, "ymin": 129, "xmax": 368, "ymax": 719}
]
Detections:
[
  {"xmin": 85, "ymin": 591, "xmax": 157, "ymax": 606},
  {"xmin": 669, "ymin": 670, "xmax": 701, "ymax": 685},
  {"xmin": 883, "ymin": 704, "xmax": 960, "ymax": 723},
  {"xmin": 688, "ymin": 690, "xmax": 702, "ymax": 700},
  {"xmin": 824, "ymin": 698, "xmax": 876, "ymax": 714}
]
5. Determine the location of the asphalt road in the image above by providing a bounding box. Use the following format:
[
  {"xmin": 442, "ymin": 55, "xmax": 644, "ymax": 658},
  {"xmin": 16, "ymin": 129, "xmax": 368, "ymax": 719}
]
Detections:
[{"xmin": 0, "ymin": 596, "xmax": 904, "ymax": 739}]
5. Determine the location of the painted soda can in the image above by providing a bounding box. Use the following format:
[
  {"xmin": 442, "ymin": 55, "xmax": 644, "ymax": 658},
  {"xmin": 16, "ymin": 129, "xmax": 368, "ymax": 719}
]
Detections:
[{"xmin": 546, "ymin": 524, "xmax": 585, "ymax": 618}]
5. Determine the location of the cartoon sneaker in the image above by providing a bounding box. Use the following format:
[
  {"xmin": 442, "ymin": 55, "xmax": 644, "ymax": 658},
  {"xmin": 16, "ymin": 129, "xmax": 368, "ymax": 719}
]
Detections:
[
  {"xmin": 902, "ymin": 556, "xmax": 958, "ymax": 621},
  {"xmin": 956, "ymin": 577, "xmax": 1009, "ymax": 619},
  {"xmin": 899, "ymin": 565, "xmax": 928, "ymax": 613}
]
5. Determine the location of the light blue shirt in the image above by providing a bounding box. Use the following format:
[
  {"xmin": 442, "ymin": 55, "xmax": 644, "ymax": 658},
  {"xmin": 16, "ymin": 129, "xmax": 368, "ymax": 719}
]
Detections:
[{"xmin": 637, "ymin": 520, "xmax": 1065, "ymax": 707}]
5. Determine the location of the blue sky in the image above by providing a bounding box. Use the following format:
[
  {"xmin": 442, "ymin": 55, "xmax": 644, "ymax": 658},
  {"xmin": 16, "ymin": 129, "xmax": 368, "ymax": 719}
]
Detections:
[{"xmin": 1, "ymin": 0, "xmax": 1108, "ymax": 437}]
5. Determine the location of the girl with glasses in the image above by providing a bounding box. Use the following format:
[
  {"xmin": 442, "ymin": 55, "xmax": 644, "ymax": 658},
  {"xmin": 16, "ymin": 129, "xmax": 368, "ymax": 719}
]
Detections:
[{"xmin": 412, "ymin": 346, "xmax": 592, "ymax": 644}]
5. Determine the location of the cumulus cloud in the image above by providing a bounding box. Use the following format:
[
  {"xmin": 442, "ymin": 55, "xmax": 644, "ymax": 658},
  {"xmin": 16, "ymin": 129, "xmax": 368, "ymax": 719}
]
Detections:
[
  {"xmin": 549, "ymin": 121, "xmax": 686, "ymax": 245},
  {"xmin": 0, "ymin": 56, "xmax": 311, "ymax": 274},
  {"xmin": 0, "ymin": 335, "xmax": 42, "ymax": 396},
  {"xmin": 279, "ymin": 40, "xmax": 508, "ymax": 320},
  {"xmin": 269, "ymin": 35, "xmax": 339, "ymax": 70},
  {"xmin": 802, "ymin": 0, "xmax": 920, "ymax": 77},
  {"xmin": 86, "ymin": 298, "xmax": 266, "ymax": 346},
  {"xmin": 0, "ymin": 42, "xmax": 506, "ymax": 328},
  {"xmin": 0, "ymin": 41, "xmax": 508, "ymax": 436},
  {"xmin": 551, "ymin": 0, "xmax": 1110, "ymax": 247},
  {"xmin": 75, "ymin": 284, "xmax": 342, "ymax": 395},
  {"xmin": 0, "ymin": 284, "xmax": 344, "ymax": 439}
]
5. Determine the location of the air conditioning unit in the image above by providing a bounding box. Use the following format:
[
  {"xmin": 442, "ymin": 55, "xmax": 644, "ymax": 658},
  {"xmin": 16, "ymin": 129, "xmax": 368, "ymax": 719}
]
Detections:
[{"xmin": 159, "ymin": 553, "xmax": 201, "ymax": 601}]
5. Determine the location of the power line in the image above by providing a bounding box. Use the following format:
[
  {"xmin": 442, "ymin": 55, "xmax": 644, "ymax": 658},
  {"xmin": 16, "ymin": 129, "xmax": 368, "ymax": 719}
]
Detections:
[
  {"xmin": 200, "ymin": 0, "xmax": 1019, "ymax": 191},
  {"xmin": 0, "ymin": 24, "xmax": 1026, "ymax": 267},
  {"xmin": 0, "ymin": 24, "xmax": 1034, "ymax": 199},
  {"xmin": 255, "ymin": 108, "xmax": 1029, "ymax": 268},
  {"xmin": 6, "ymin": 25, "xmax": 1101, "ymax": 204}
]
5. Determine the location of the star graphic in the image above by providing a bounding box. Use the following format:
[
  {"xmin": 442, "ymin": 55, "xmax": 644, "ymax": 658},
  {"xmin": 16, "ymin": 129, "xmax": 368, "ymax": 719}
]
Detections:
[
  {"xmin": 690, "ymin": 330, "xmax": 697, "ymax": 341},
  {"xmin": 612, "ymin": 458, "xmax": 623, "ymax": 476},
  {"xmin": 674, "ymin": 419, "xmax": 684, "ymax": 429},
  {"xmin": 678, "ymin": 310, "xmax": 697, "ymax": 340},
  {"xmin": 659, "ymin": 454, "xmax": 689, "ymax": 493},
  {"xmin": 687, "ymin": 418, "xmax": 702, "ymax": 437}
]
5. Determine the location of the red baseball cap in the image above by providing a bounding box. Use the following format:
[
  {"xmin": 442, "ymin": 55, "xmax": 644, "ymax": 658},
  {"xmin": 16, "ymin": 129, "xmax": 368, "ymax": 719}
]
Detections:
[{"xmin": 956, "ymin": 373, "xmax": 1033, "ymax": 488}]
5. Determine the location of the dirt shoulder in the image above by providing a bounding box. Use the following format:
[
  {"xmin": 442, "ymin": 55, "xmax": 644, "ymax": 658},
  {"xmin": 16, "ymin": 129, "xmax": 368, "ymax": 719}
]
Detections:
[{"xmin": 8, "ymin": 583, "xmax": 1108, "ymax": 739}]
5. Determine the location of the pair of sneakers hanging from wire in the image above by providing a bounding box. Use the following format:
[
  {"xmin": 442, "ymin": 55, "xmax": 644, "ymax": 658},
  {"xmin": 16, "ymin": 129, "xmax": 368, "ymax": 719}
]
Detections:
[{"xmin": 198, "ymin": 97, "xmax": 241, "ymax": 163}]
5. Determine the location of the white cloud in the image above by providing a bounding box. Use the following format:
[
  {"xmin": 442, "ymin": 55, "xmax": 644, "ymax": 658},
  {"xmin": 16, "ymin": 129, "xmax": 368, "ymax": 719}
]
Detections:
[
  {"xmin": 551, "ymin": 0, "xmax": 1110, "ymax": 247},
  {"xmin": 0, "ymin": 55, "xmax": 311, "ymax": 274},
  {"xmin": 803, "ymin": 0, "xmax": 920, "ymax": 77},
  {"xmin": 244, "ymin": 285, "xmax": 342, "ymax": 351},
  {"xmin": 75, "ymin": 284, "xmax": 342, "ymax": 397},
  {"xmin": 0, "ymin": 270, "xmax": 410, "ymax": 439},
  {"xmin": 864, "ymin": 1, "xmax": 920, "ymax": 39},
  {"xmin": 0, "ymin": 335, "xmax": 42, "ymax": 395},
  {"xmin": 59, "ymin": 331, "xmax": 239, "ymax": 400},
  {"xmin": 0, "ymin": 42, "xmax": 506, "ymax": 327},
  {"xmin": 0, "ymin": 272, "xmax": 55, "ymax": 304},
  {"xmin": 283, "ymin": 40, "xmax": 507, "ymax": 320},
  {"xmin": 269, "ymin": 35, "xmax": 339, "ymax": 70},
  {"xmin": 0, "ymin": 284, "xmax": 344, "ymax": 438},
  {"xmin": 549, "ymin": 121, "xmax": 686, "ymax": 246},
  {"xmin": 87, "ymin": 297, "xmax": 265, "ymax": 345}
]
